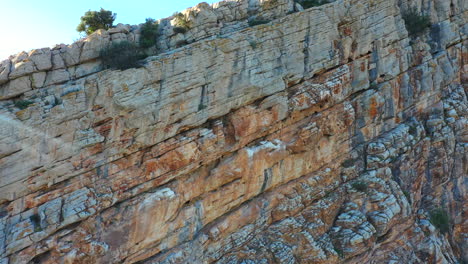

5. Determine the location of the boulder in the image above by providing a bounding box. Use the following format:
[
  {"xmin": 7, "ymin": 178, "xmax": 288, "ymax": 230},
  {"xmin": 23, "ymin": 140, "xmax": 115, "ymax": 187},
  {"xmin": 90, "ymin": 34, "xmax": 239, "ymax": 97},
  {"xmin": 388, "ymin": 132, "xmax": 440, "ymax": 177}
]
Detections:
[
  {"xmin": 29, "ymin": 48, "xmax": 52, "ymax": 71},
  {"xmin": 80, "ymin": 29, "xmax": 110, "ymax": 62},
  {"xmin": 0, "ymin": 76, "xmax": 31, "ymax": 99},
  {"xmin": 0, "ymin": 59, "xmax": 10, "ymax": 85}
]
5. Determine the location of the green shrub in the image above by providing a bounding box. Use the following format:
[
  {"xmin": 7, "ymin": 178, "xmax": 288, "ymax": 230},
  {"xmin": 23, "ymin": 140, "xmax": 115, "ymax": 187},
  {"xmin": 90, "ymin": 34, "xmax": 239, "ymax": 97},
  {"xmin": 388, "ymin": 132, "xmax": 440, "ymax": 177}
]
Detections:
[
  {"xmin": 14, "ymin": 100, "xmax": 34, "ymax": 110},
  {"xmin": 77, "ymin": 8, "xmax": 116, "ymax": 35},
  {"xmin": 299, "ymin": 0, "xmax": 329, "ymax": 9},
  {"xmin": 29, "ymin": 214, "xmax": 42, "ymax": 232},
  {"xmin": 429, "ymin": 208, "xmax": 450, "ymax": 233},
  {"xmin": 248, "ymin": 19, "xmax": 270, "ymax": 27},
  {"xmin": 334, "ymin": 246, "xmax": 344, "ymax": 259},
  {"xmin": 173, "ymin": 26, "xmax": 188, "ymax": 34},
  {"xmin": 402, "ymin": 7, "xmax": 431, "ymax": 36},
  {"xmin": 403, "ymin": 190, "xmax": 411, "ymax": 202},
  {"xmin": 408, "ymin": 124, "xmax": 418, "ymax": 135},
  {"xmin": 351, "ymin": 181, "xmax": 368, "ymax": 193},
  {"xmin": 173, "ymin": 12, "xmax": 192, "ymax": 33},
  {"xmin": 341, "ymin": 158, "xmax": 355, "ymax": 168},
  {"xmin": 198, "ymin": 103, "xmax": 207, "ymax": 110},
  {"xmin": 100, "ymin": 41, "xmax": 145, "ymax": 70},
  {"xmin": 323, "ymin": 191, "xmax": 333, "ymax": 198},
  {"xmin": 248, "ymin": 40, "xmax": 258, "ymax": 49},
  {"xmin": 140, "ymin": 18, "xmax": 159, "ymax": 49}
]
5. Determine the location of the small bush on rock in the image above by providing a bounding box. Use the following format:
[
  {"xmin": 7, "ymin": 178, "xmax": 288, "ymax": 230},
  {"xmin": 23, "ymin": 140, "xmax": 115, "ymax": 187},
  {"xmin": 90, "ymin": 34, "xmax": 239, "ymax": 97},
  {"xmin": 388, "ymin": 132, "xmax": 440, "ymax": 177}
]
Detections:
[
  {"xmin": 248, "ymin": 19, "xmax": 270, "ymax": 27},
  {"xmin": 29, "ymin": 214, "xmax": 42, "ymax": 232},
  {"xmin": 100, "ymin": 41, "xmax": 145, "ymax": 70},
  {"xmin": 248, "ymin": 40, "xmax": 258, "ymax": 49},
  {"xmin": 14, "ymin": 100, "xmax": 34, "ymax": 110},
  {"xmin": 429, "ymin": 208, "xmax": 450, "ymax": 233},
  {"xmin": 173, "ymin": 27, "xmax": 188, "ymax": 34},
  {"xmin": 334, "ymin": 246, "xmax": 344, "ymax": 259},
  {"xmin": 351, "ymin": 181, "xmax": 368, "ymax": 193},
  {"xmin": 140, "ymin": 18, "xmax": 159, "ymax": 49},
  {"xmin": 403, "ymin": 190, "xmax": 411, "ymax": 202},
  {"xmin": 77, "ymin": 8, "xmax": 116, "ymax": 35},
  {"xmin": 341, "ymin": 158, "xmax": 355, "ymax": 168},
  {"xmin": 403, "ymin": 7, "xmax": 431, "ymax": 36},
  {"xmin": 299, "ymin": 0, "xmax": 329, "ymax": 9}
]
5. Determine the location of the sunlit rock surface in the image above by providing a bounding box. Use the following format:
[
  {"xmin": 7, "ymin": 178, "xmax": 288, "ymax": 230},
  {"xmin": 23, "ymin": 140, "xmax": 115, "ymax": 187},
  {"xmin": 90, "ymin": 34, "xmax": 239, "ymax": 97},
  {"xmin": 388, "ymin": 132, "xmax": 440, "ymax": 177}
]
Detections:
[{"xmin": 0, "ymin": 0, "xmax": 466, "ymax": 263}]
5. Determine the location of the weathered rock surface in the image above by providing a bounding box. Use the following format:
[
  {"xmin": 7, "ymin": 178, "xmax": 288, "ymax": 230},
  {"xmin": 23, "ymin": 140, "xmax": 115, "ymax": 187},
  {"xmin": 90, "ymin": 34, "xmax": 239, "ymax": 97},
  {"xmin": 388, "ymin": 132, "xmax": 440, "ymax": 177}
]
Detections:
[{"xmin": 0, "ymin": 0, "xmax": 466, "ymax": 263}]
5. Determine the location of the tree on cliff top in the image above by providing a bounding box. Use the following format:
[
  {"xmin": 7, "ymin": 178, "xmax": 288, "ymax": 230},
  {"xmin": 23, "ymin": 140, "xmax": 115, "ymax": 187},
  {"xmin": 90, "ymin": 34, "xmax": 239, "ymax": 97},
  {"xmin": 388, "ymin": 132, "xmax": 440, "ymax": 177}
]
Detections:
[
  {"xmin": 139, "ymin": 18, "xmax": 159, "ymax": 49},
  {"xmin": 77, "ymin": 8, "xmax": 116, "ymax": 35}
]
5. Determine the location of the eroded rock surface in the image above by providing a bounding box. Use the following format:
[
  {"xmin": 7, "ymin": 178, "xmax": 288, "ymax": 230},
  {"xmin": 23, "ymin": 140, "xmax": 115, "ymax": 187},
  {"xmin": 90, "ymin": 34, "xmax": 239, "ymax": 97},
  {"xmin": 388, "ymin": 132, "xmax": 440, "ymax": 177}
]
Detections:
[{"xmin": 0, "ymin": 0, "xmax": 466, "ymax": 263}]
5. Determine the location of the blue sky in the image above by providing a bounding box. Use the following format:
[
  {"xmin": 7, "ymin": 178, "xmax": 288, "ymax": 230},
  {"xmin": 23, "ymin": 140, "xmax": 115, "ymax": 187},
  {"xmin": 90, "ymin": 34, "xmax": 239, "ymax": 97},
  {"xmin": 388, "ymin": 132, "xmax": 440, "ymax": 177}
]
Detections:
[{"xmin": 0, "ymin": 0, "xmax": 216, "ymax": 60}]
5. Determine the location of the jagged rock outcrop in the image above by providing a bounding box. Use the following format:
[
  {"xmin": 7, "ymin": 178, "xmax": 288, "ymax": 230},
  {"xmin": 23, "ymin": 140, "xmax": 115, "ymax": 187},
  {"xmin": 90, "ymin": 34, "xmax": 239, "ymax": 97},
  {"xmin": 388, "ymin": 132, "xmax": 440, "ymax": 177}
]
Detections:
[{"xmin": 0, "ymin": 0, "xmax": 466, "ymax": 263}]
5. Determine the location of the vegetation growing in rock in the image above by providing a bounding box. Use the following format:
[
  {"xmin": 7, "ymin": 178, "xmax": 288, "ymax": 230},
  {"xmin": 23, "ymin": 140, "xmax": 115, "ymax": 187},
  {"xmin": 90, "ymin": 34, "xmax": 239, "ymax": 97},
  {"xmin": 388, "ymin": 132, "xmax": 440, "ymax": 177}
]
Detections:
[
  {"xmin": 323, "ymin": 190, "xmax": 333, "ymax": 198},
  {"xmin": 334, "ymin": 245, "xmax": 344, "ymax": 259},
  {"xmin": 173, "ymin": 27, "xmax": 188, "ymax": 34},
  {"xmin": 298, "ymin": 0, "xmax": 330, "ymax": 9},
  {"xmin": 173, "ymin": 12, "xmax": 192, "ymax": 34},
  {"xmin": 408, "ymin": 124, "xmax": 418, "ymax": 135},
  {"xmin": 198, "ymin": 102, "xmax": 207, "ymax": 110},
  {"xmin": 351, "ymin": 181, "xmax": 368, "ymax": 193},
  {"xmin": 140, "ymin": 18, "xmax": 159, "ymax": 49},
  {"xmin": 14, "ymin": 100, "xmax": 34, "ymax": 110},
  {"xmin": 402, "ymin": 7, "xmax": 431, "ymax": 36},
  {"xmin": 248, "ymin": 40, "xmax": 258, "ymax": 49},
  {"xmin": 429, "ymin": 208, "xmax": 450, "ymax": 233},
  {"xmin": 100, "ymin": 41, "xmax": 145, "ymax": 70},
  {"xmin": 248, "ymin": 19, "xmax": 270, "ymax": 27},
  {"xmin": 77, "ymin": 8, "xmax": 116, "ymax": 35},
  {"xmin": 29, "ymin": 214, "xmax": 42, "ymax": 232},
  {"xmin": 403, "ymin": 190, "xmax": 411, "ymax": 202},
  {"xmin": 341, "ymin": 158, "xmax": 355, "ymax": 168}
]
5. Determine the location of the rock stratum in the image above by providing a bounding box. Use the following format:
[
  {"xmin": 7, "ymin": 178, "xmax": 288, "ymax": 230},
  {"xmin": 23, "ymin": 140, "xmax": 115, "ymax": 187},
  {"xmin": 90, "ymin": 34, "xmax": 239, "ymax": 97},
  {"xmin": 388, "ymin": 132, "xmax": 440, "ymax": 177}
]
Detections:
[{"xmin": 0, "ymin": 0, "xmax": 467, "ymax": 263}]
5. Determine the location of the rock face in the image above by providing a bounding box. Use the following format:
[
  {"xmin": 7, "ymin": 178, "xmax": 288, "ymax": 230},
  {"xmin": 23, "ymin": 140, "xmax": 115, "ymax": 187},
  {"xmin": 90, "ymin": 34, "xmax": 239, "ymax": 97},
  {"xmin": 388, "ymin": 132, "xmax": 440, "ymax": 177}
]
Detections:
[{"xmin": 0, "ymin": 0, "xmax": 466, "ymax": 263}]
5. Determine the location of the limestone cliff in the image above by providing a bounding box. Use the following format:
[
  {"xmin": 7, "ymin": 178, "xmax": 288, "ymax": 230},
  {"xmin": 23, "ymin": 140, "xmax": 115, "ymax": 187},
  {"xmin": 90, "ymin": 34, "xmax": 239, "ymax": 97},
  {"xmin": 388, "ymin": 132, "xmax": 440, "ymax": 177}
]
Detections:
[{"xmin": 0, "ymin": 0, "xmax": 466, "ymax": 263}]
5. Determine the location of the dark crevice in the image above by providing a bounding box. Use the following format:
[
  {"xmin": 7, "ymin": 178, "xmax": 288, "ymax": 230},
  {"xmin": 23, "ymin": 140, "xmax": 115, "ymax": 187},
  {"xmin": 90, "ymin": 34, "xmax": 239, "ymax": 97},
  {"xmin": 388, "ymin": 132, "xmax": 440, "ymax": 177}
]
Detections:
[
  {"xmin": 29, "ymin": 250, "xmax": 52, "ymax": 264},
  {"xmin": 198, "ymin": 84, "xmax": 208, "ymax": 111},
  {"xmin": 29, "ymin": 214, "xmax": 42, "ymax": 232}
]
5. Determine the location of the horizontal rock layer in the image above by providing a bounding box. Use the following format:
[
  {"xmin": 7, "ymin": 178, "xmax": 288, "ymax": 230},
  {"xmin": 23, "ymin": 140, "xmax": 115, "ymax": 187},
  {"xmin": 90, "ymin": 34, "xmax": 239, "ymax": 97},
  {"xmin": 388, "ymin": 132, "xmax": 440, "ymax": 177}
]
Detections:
[{"xmin": 0, "ymin": 0, "xmax": 466, "ymax": 263}]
